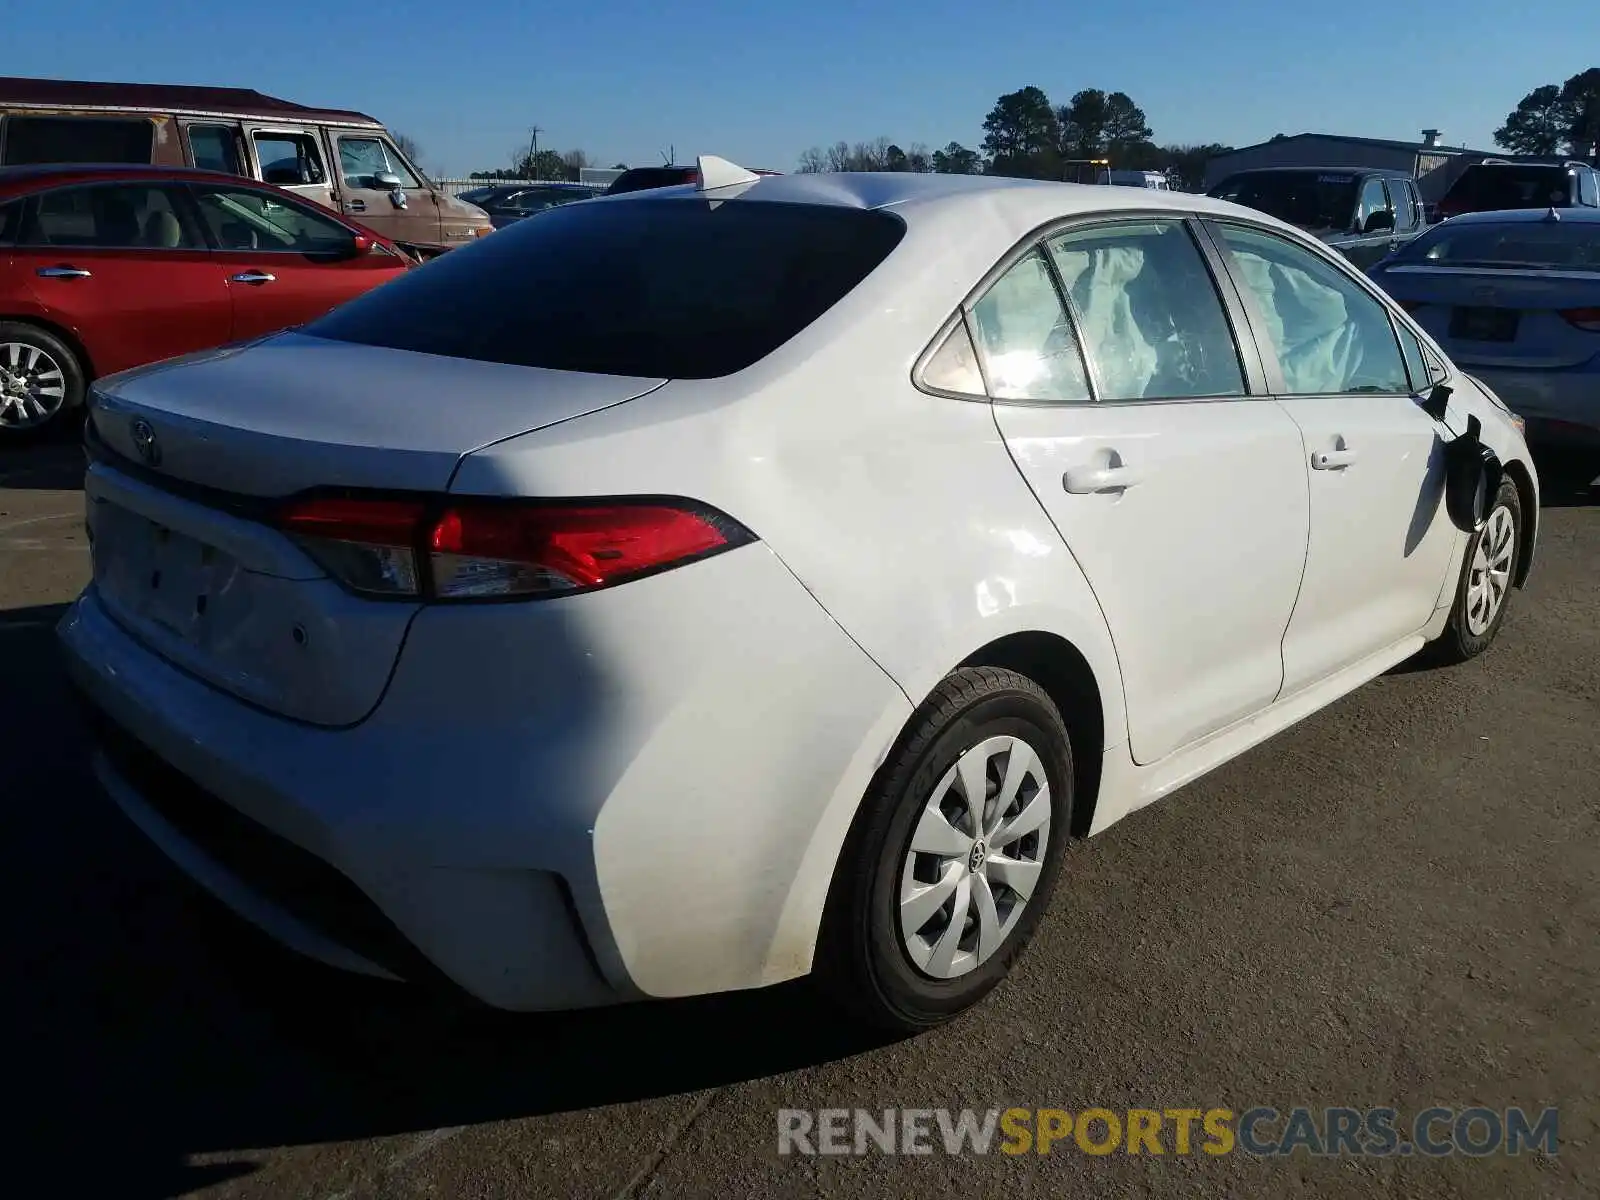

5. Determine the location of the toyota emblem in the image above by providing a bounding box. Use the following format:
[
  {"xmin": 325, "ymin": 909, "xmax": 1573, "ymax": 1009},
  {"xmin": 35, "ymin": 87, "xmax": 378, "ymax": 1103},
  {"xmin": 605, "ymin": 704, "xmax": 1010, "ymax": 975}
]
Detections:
[{"xmin": 130, "ymin": 417, "xmax": 161, "ymax": 467}]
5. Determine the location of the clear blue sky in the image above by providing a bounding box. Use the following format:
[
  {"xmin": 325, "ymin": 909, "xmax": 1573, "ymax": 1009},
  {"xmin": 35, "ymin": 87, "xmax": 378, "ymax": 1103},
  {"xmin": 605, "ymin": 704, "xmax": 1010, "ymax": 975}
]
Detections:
[{"xmin": 9, "ymin": 0, "xmax": 1599, "ymax": 177}]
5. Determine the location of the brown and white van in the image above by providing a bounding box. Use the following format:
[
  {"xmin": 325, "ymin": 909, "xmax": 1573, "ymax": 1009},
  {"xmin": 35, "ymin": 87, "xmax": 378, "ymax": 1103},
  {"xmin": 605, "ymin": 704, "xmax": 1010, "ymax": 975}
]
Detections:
[{"xmin": 0, "ymin": 76, "xmax": 493, "ymax": 257}]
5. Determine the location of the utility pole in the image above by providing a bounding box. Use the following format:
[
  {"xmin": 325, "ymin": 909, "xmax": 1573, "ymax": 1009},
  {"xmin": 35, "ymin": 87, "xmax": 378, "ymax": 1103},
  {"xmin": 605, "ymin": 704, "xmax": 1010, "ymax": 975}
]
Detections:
[{"xmin": 527, "ymin": 125, "xmax": 543, "ymax": 177}]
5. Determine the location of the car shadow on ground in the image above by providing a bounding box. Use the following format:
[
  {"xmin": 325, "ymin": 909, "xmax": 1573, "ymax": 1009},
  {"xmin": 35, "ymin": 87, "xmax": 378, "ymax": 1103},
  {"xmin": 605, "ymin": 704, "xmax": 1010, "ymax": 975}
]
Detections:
[
  {"xmin": 0, "ymin": 421, "xmax": 85, "ymax": 491},
  {"xmin": 1, "ymin": 602, "xmax": 893, "ymax": 1199},
  {"xmin": 1529, "ymin": 445, "xmax": 1599, "ymax": 508}
]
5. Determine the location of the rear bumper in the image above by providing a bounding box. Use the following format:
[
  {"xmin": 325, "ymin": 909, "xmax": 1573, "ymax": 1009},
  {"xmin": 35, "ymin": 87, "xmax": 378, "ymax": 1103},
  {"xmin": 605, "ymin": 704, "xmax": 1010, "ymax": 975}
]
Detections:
[
  {"xmin": 59, "ymin": 543, "xmax": 909, "ymax": 1011},
  {"xmin": 1470, "ymin": 364, "xmax": 1600, "ymax": 448}
]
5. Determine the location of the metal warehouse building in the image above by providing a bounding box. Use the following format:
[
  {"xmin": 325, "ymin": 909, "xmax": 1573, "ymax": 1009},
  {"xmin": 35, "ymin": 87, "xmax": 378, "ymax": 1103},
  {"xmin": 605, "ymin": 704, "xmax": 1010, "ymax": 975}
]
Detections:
[{"xmin": 1203, "ymin": 131, "xmax": 1496, "ymax": 201}]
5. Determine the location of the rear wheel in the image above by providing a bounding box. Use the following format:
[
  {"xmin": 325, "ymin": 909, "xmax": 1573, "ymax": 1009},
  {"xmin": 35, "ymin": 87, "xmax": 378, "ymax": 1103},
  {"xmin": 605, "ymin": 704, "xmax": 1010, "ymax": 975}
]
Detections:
[
  {"xmin": 816, "ymin": 667, "xmax": 1073, "ymax": 1032},
  {"xmin": 1426, "ymin": 478, "xmax": 1522, "ymax": 664},
  {"xmin": 0, "ymin": 323, "xmax": 85, "ymax": 439}
]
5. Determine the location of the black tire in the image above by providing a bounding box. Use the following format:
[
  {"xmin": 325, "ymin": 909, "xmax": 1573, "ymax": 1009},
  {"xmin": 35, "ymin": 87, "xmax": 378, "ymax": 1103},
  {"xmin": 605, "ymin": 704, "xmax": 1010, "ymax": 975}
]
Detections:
[
  {"xmin": 1426, "ymin": 477, "xmax": 1523, "ymax": 665},
  {"xmin": 0, "ymin": 321, "xmax": 87, "ymax": 441},
  {"xmin": 815, "ymin": 666, "xmax": 1073, "ymax": 1033}
]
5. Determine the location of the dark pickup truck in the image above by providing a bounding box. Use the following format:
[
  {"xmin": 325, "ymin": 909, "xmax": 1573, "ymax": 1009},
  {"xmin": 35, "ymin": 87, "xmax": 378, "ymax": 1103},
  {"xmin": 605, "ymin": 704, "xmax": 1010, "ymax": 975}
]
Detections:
[{"xmin": 1206, "ymin": 166, "xmax": 1425, "ymax": 268}]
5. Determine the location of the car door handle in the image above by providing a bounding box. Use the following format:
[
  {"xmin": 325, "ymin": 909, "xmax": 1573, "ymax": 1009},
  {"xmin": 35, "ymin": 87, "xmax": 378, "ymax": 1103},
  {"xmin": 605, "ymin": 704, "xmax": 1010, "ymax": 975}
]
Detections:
[
  {"xmin": 346, "ymin": 199, "xmax": 367, "ymax": 212},
  {"xmin": 36, "ymin": 265, "xmax": 92, "ymax": 279},
  {"xmin": 1062, "ymin": 463, "xmax": 1144, "ymax": 493},
  {"xmin": 1311, "ymin": 448, "xmax": 1358, "ymax": 470},
  {"xmin": 230, "ymin": 272, "xmax": 277, "ymax": 285}
]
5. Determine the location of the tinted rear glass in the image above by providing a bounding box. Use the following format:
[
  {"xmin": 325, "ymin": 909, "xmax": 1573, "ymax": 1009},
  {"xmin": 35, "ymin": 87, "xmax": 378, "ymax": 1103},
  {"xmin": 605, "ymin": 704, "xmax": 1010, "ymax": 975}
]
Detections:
[
  {"xmin": 1393, "ymin": 219, "xmax": 1600, "ymax": 269},
  {"xmin": 2, "ymin": 116, "xmax": 154, "ymax": 165},
  {"xmin": 1208, "ymin": 171, "xmax": 1359, "ymax": 230},
  {"xmin": 1445, "ymin": 165, "xmax": 1573, "ymax": 209},
  {"xmin": 606, "ymin": 168, "xmax": 694, "ymax": 194},
  {"xmin": 307, "ymin": 198, "xmax": 907, "ymax": 377}
]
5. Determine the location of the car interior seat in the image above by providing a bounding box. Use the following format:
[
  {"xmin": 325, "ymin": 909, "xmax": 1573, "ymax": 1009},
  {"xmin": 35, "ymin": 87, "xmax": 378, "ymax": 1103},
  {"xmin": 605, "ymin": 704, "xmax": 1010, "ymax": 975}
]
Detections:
[{"xmin": 143, "ymin": 210, "xmax": 185, "ymax": 249}]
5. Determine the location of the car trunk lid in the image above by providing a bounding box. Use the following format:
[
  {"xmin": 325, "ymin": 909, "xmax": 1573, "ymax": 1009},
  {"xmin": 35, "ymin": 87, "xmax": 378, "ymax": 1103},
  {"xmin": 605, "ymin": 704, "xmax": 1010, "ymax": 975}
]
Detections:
[
  {"xmin": 84, "ymin": 333, "xmax": 665, "ymax": 725},
  {"xmin": 1374, "ymin": 265, "xmax": 1600, "ymax": 369}
]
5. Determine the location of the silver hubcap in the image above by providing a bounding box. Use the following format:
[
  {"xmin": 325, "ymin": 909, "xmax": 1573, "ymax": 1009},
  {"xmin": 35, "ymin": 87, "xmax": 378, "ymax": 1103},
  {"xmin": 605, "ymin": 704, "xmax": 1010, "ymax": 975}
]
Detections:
[
  {"xmin": 0, "ymin": 342, "xmax": 68, "ymax": 429},
  {"xmin": 1465, "ymin": 504, "xmax": 1515, "ymax": 636},
  {"xmin": 899, "ymin": 735, "xmax": 1052, "ymax": 980}
]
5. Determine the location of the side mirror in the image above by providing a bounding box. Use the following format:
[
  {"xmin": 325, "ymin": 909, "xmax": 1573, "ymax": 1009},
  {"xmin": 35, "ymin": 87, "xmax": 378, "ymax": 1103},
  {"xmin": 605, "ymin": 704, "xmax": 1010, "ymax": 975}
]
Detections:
[
  {"xmin": 1364, "ymin": 209, "xmax": 1395, "ymax": 234},
  {"xmin": 349, "ymin": 233, "xmax": 374, "ymax": 256},
  {"xmin": 1443, "ymin": 415, "xmax": 1503, "ymax": 533},
  {"xmin": 374, "ymin": 172, "xmax": 403, "ymax": 190}
]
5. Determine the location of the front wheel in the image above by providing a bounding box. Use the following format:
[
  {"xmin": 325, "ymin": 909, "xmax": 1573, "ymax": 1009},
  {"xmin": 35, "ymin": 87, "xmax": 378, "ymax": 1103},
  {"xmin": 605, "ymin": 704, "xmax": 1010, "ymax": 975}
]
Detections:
[
  {"xmin": 1426, "ymin": 477, "xmax": 1522, "ymax": 664},
  {"xmin": 815, "ymin": 667, "xmax": 1073, "ymax": 1033}
]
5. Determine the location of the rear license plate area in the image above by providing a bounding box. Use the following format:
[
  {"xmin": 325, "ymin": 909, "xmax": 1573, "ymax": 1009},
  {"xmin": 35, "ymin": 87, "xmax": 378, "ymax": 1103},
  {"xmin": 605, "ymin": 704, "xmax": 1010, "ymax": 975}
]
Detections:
[
  {"xmin": 91, "ymin": 501, "xmax": 236, "ymax": 646},
  {"xmin": 1449, "ymin": 306, "xmax": 1520, "ymax": 342}
]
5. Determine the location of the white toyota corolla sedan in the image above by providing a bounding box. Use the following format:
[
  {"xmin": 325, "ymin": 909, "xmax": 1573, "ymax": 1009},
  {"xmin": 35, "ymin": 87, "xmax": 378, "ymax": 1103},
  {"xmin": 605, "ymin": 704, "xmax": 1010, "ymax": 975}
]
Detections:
[{"xmin": 60, "ymin": 158, "xmax": 1538, "ymax": 1032}]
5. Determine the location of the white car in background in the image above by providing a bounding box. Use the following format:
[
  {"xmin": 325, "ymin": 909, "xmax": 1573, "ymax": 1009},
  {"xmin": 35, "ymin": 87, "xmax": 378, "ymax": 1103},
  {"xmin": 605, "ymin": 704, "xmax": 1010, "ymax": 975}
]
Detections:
[{"xmin": 61, "ymin": 160, "xmax": 1537, "ymax": 1032}]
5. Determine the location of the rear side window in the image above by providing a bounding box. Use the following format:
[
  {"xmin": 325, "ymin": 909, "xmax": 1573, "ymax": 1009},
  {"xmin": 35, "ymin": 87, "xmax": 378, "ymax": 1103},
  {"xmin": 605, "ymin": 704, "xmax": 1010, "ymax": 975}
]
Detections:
[
  {"xmin": 307, "ymin": 198, "xmax": 906, "ymax": 377},
  {"xmin": 0, "ymin": 199, "xmax": 20, "ymax": 244},
  {"xmin": 1447, "ymin": 165, "xmax": 1571, "ymax": 210},
  {"xmin": 1387, "ymin": 180, "xmax": 1418, "ymax": 232},
  {"xmin": 187, "ymin": 124, "xmax": 242, "ymax": 175},
  {"xmin": 21, "ymin": 183, "xmax": 202, "ymax": 249},
  {"xmin": 2, "ymin": 115, "xmax": 154, "ymax": 166},
  {"xmin": 969, "ymin": 250, "xmax": 1090, "ymax": 402}
]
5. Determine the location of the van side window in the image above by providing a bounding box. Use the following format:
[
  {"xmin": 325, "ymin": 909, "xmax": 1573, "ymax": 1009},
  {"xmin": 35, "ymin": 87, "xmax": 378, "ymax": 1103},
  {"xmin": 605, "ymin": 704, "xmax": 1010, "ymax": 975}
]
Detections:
[
  {"xmin": 187, "ymin": 125, "xmax": 242, "ymax": 175},
  {"xmin": 252, "ymin": 132, "xmax": 326, "ymax": 186},
  {"xmin": 2, "ymin": 116, "xmax": 154, "ymax": 166},
  {"xmin": 338, "ymin": 137, "xmax": 419, "ymax": 189}
]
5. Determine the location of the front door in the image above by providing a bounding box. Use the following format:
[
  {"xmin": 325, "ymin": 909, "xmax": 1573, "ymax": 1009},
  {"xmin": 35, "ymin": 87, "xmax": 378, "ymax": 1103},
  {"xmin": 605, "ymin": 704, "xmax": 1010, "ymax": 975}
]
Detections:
[
  {"xmin": 13, "ymin": 180, "xmax": 230, "ymax": 376},
  {"xmin": 331, "ymin": 132, "xmax": 441, "ymax": 248},
  {"xmin": 186, "ymin": 182, "xmax": 403, "ymax": 342},
  {"xmin": 1205, "ymin": 220, "xmax": 1462, "ymax": 695},
  {"xmin": 981, "ymin": 219, "xmax": 1311, "ymax": 765},
  {"xmin": 244, "ymin": 125, "xmax": 337, "ymax": 212}
]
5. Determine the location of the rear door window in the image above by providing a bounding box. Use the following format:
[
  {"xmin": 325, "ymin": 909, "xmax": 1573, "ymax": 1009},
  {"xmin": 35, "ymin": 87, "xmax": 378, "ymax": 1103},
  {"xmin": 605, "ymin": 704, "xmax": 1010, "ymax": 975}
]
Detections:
[
  {"xmin": 187, "ymin": 124, "xmax": 242, "ymax": 175},
  {"xmin": 1386, "ymin": 180, "xmax": 1418, "ymax": 233},
  {"xmin": 1044, "ymin": 220, "xmax": 1245, "ymax": 400},
  {"xmin": 21, "ymin": 183, "xmax": 202, "ymax": 249},
  {"xmin": 2, "ymin": 115, "xmax": 154, "ymax": 165},
  {"xmin": 306, "ymin": 198, "xmax": 906, "ymax": 377}
]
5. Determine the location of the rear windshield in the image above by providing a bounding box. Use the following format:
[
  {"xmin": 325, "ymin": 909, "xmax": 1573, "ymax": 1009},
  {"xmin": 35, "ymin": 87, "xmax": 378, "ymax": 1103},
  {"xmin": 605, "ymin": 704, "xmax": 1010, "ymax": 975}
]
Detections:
[
  {"xmin": 1445, "ymin": 165, "xmax": 1573, "ymax": 209},
  {"xmin": 1208, "ymin": 171, "xmax": 1358, "ymax": 230},
  {"xmin": 1392, "ymin": 218, "xmax": 1600, "ymax": 269},
  {"xmin": 306, "ymin": 197, "xmax": 907, "ymax": 377}
]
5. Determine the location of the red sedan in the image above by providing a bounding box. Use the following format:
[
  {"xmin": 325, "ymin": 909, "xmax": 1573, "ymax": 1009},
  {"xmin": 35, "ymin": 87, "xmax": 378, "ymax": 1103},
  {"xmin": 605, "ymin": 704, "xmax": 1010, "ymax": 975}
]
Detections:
[{"xmin": 0, "ymin": 163, "xmax": 412, "ymax": 438}]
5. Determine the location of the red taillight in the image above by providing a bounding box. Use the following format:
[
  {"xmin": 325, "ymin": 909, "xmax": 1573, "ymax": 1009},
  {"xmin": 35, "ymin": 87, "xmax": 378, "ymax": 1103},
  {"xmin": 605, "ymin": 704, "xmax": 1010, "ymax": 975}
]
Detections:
[
  {"xmin": 277, "ymin": 495, "xmax": 751, "ymax": 601},
  {"xmin": 1558, "ymin": 306, "xmax": 1600, "ymax": 332}
]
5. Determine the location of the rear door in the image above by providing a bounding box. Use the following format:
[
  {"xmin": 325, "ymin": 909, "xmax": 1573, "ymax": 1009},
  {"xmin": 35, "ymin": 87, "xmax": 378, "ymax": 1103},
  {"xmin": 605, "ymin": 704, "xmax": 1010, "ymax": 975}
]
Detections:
[
  {"xmin": 243, "ymin": 125, "xmax": 337, "ymax": 212},
  {"xmin": 1205, "ymin": 220, "xmax": 1460, "ymax": 693},
  {"xmin": 331, "ymin": 132, "xmax": 442, "ymax": 247},
  {"xmin": 1384, "ymin": 178, "xmax": 1422, "ymax": 254},
  {"xmin": 985, "ymin": 217, "xmax": 1310, "ymax": 765},
  {"xmin": 13, "ymin": 180, "xmax": 230, "ymax": 375},
  {"xmin": 186, "ymin": 181, "xmax": 408, "ymax": 342},
  {"xmin": 1344, "ymin": 176, "xmax": 1397, "ymax": 268}
]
